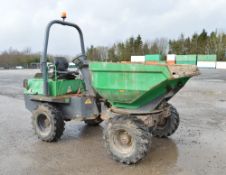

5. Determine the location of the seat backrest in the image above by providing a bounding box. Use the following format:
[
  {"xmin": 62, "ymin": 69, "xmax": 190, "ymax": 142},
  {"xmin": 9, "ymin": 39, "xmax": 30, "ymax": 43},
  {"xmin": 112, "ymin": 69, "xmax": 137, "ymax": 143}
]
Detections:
[{"xmin": 54, "ymin": 57, "xmax": 69, "ymax": 71}]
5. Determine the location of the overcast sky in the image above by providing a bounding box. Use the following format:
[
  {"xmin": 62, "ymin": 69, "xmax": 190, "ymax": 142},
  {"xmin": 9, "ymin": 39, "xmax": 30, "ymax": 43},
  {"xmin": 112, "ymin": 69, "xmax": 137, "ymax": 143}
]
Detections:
[{"xmin": 1, "ymin": 0, "xmax": 226, "ymax": 55}]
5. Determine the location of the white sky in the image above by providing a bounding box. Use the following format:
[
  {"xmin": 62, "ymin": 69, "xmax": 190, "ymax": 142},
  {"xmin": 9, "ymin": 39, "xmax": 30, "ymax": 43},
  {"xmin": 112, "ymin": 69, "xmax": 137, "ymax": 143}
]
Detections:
[{"xmin": 1, "ymin": 0, "xmax": 226, "ymax": 55}]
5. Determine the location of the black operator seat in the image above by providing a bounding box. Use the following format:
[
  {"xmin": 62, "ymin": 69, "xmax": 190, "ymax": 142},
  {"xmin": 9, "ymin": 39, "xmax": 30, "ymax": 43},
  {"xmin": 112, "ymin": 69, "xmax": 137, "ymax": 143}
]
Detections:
[{"xmin": 54, "ymin": 57, "xmax": 79, "ymax": 79}]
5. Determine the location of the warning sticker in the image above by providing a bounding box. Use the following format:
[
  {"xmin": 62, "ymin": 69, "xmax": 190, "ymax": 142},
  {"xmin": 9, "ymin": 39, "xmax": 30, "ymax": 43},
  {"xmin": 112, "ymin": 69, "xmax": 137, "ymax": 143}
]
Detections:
[{"xmin": 84, "ymin": 98, "xmax": 92, "ymax": 104}]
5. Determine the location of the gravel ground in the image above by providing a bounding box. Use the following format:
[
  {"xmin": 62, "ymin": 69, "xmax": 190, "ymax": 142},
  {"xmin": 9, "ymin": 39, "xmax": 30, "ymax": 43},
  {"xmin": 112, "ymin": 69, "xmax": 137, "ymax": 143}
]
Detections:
[{"xmin": 0, "ymin": 68, "xmax": 226, "ymax": 175}]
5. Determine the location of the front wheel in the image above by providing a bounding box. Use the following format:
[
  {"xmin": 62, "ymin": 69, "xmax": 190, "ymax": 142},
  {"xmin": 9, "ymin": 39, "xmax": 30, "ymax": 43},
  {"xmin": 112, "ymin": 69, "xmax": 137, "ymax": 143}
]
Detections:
[
  {"xmin": 32, "ymin": 104, "xmax": 65, "ymax": 142},
  {"xmin": 152, "ymin": 104, "xmax": 180, "ymax": 138},
  {"xmin": 103, "ymin": 116, "xmax": 151, "ymax": 164}
]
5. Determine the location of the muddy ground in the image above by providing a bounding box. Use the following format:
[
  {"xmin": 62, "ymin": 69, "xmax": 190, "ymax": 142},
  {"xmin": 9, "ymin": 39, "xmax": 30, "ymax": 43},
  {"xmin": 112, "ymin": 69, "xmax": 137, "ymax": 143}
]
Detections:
[{"xmin": 0, "ymin": 69, "xmax": 226, "ymax": 175}]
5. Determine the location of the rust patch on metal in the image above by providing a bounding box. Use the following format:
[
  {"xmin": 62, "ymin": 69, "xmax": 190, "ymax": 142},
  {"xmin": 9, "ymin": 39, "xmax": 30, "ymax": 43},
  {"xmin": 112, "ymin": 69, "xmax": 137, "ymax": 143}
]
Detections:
[{"xmin": 168, "ymin": 65, "xmax": 200, "ymax": 79}]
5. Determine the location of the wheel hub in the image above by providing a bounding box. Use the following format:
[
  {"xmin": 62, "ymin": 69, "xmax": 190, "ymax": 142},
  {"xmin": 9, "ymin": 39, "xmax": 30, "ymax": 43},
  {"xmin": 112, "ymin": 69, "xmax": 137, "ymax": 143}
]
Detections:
[
  {"xmin": 111, "ymin": 129, "xmax": 134, "ymax": 155},
  {"xmin": 119, "ymin": 131, "xmax": 131, "ymax": 146},
  {"xmin": 37, "ymin": 114, "xmax": 51, "ymax": 131},
  {"xmin": 158, "ymin": 118, "xmax": 167, "ymax": 127}
]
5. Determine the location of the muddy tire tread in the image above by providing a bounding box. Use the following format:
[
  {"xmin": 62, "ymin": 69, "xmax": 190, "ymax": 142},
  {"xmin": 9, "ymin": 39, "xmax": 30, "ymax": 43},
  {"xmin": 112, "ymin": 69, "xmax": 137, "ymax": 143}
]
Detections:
[
  {"xmin": 153, "ymin": 104, "xmax": 180, "ymax": 138},
  {"xmin": 103, "ymin": 116, "xmax": 151, "ymax": 164},
  {"xmin": 32, "ymin": 104, "xmax": 65, "ymax": 142}
]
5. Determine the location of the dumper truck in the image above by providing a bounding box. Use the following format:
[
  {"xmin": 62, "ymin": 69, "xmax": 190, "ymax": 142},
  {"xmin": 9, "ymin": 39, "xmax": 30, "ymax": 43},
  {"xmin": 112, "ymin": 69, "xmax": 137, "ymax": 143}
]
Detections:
[{"xmin": 23, "ymin": 16, "xmax": 199, "ymax": 164}]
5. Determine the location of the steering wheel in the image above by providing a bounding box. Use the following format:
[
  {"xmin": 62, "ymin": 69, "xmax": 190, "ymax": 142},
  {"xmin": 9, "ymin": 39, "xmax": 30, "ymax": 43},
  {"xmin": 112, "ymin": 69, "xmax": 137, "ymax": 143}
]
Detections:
[{"xmin": 72, "ymin": 54, "xmax": 86, "ymax": 68}]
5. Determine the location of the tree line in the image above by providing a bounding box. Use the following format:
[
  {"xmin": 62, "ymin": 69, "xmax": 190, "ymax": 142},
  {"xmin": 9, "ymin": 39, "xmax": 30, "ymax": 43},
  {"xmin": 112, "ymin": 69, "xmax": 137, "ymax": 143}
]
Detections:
[
  {"xmin": 1, "ymin": 29, "xmax": 226, "ymax": 68},
  {"xmin": 0, "ymin": 48, "xmax": 54, "ymax": 68},
  {"xmin": 0, "ymin": 48, "xmax": 40, "ymax": 68},
  {"xmin": 86, "ymin": 35, "xmax": 168, "ymax": 62},
  {"xmin": 169, "ymin": 30, "xmax": 226, "ymax": 61},
  {"xmin": 87, "ymin": 30, "xmax": 226, "ymax": 61}
]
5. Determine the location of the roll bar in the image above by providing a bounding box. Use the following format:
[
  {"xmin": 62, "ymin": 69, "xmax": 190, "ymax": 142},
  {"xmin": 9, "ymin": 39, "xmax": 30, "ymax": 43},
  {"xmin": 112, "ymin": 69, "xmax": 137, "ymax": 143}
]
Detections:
[{"xmin": 40, "ymin": 20, "xmax": 95, "ymax": 97}]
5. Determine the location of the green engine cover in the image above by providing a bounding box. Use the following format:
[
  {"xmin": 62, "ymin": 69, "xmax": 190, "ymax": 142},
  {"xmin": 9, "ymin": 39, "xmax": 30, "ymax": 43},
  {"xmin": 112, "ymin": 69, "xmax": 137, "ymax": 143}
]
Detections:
[{"xmin": 24, "ymin": 78, "xmax": 85, "ymax": 96}]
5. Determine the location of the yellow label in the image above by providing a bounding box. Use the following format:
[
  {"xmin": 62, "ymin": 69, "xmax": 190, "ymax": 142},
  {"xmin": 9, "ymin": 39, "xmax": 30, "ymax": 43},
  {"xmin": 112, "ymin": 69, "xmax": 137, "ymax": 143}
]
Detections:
[
  {"xmin": 84, "ymin": 98, "xmax": 92, "ymax": 104},
  {"xmin": 119, "ymin": 89, "xmax": 125, "ymax": 93}
]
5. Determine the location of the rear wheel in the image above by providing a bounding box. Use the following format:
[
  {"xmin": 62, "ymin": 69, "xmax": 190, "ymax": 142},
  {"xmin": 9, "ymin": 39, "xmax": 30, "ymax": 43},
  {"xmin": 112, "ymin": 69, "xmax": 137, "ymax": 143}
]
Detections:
[
  {"xmin": 103, "ymin": 116, "xmax": 151, "ymax": 164},
  {"xmin": 32, "ymin": 104, "xmax": 65, "ymax": 142},
  {"xmin": 84, "ymin": 116, "xmax": 103, "ymax": 126},
  {"xmin": 152, "ymin": 104, "xmax": 180, "ymax": 138}
]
